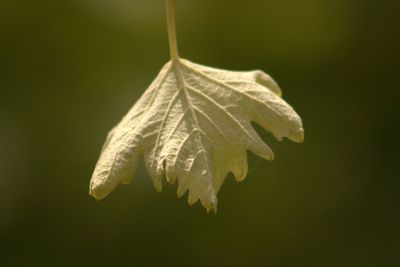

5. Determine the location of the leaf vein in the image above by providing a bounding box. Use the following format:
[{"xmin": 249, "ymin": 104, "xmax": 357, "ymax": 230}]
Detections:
[
  {"xmin": 181, "ymin": 61, "xmax": 279, "ymax": 114},
  {"xmin": 186, "ymin": 84, "xmax": 263, "ymax": 148}
]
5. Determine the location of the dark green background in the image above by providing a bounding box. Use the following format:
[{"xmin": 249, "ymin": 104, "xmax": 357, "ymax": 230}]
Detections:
[{"xmin": 1, "ymin": 0, "xmax": 399, "ymax": 266}]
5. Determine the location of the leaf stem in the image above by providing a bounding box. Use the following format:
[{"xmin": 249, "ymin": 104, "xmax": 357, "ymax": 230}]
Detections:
[{"xmin": 167, "ymin": 0, "xmax": 180, "ymax": 62}]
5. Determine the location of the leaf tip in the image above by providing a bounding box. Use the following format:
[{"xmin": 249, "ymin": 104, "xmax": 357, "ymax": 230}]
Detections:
[
  {"xmin": 289, "ymin": 127, "xmax": 304, "ymax": 143},
  {"xmin": 253, "ymin": 70, "xmax": 282, "ymax": 97},
  {"xmin": 206, "ymin": 205, "xmax": 217, "ymax": 214},
  {"xmin": 151, "ymin": 175, "xmax": 163, "ymax": 193},
  {"xmin": 155, "ymin": 185, "xmax": 163, "ymax": 193},
  {"xmin": 166, "ymin": 175, "xmax": 177, "ymax": 185},
  {"xmin": 89, "ymin": 182, "xmax": 108, "ymax": 201}
]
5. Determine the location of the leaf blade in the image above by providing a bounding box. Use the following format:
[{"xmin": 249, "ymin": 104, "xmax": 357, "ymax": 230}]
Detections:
[{"xmin": 90, "ymin": 59, "xmax": 304, "ymax": 212}]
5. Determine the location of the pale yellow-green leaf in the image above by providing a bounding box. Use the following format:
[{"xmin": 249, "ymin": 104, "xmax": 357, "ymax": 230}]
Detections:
[{"xmin": 89, "ymin": 59, "xmax": 304, "ymax": 213}]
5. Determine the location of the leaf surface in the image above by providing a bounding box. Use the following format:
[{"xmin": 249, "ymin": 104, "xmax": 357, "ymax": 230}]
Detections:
[{"xmin": 90, "ymin": 59, "xmax": 304, "ymax": 212}]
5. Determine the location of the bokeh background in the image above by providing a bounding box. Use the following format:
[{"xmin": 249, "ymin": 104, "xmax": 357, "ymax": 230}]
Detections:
[{"xmin": 1, "ymin": 0, "xmax": 399, "ymax": 266}]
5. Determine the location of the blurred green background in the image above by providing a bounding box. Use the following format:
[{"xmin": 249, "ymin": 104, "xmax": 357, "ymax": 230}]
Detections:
[{"xmin": 1, "ymin": 0, "xmax": 399, "ymax": 266}]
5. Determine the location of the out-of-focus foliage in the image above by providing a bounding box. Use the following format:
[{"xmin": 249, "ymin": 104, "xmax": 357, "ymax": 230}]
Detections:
[{"xmin": 0, "ymin": 0, "xmax": 399, "ymax": 266}]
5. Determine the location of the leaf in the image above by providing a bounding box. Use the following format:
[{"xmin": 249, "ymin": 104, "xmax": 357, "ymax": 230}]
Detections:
[{"xmin": 89, "ymin": 59, "xmax": 304, "ymax": 213}]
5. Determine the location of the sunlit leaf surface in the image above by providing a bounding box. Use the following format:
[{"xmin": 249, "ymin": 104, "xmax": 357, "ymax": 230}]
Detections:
[{"xmin": 90, "ymin": 59, "xmax": 304, "ymax": 212}]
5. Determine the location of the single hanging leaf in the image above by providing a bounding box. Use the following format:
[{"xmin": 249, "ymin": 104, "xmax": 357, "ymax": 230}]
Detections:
[{"xmin": 89, "ymin": 59, "xmax": 304, "ymax": 213}]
